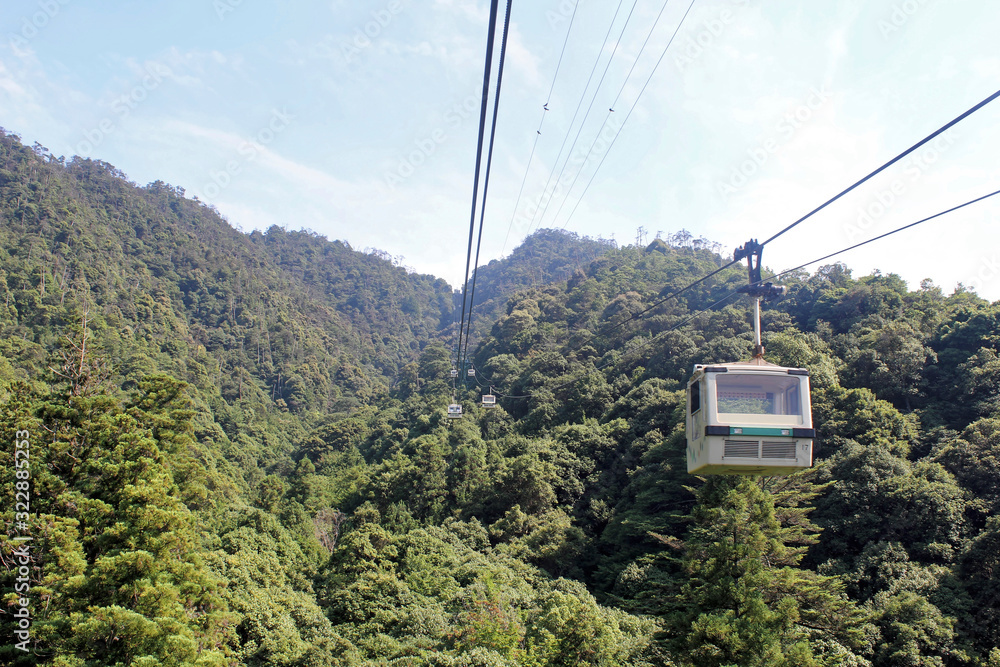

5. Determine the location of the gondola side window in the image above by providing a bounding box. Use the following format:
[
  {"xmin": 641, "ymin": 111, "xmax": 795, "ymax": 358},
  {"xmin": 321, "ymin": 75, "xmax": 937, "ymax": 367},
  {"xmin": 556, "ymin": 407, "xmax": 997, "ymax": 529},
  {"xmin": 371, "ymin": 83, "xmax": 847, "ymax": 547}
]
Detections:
[
  {"xmin": 716, "ymin": 374, "xmax": 801, "ymax": 416},
  {"xmin": 689, "ymin": 381, "xmax": 701, "ymax": 415}
]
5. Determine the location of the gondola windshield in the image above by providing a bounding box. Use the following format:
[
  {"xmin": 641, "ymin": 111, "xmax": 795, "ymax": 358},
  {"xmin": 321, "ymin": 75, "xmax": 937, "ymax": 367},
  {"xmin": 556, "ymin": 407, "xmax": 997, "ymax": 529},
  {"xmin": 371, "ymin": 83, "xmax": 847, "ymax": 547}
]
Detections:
[{"xmin": 715, "ymin": 374, "xmax": 802, "ymax": 419}]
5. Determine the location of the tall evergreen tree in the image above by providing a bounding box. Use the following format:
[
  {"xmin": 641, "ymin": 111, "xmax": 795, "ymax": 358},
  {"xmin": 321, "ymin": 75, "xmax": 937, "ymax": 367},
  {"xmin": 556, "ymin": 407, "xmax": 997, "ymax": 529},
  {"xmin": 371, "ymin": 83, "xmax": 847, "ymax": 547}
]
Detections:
[{"xmin": 665, "ymin": 477, "xmax": 872, "ymax": 667}]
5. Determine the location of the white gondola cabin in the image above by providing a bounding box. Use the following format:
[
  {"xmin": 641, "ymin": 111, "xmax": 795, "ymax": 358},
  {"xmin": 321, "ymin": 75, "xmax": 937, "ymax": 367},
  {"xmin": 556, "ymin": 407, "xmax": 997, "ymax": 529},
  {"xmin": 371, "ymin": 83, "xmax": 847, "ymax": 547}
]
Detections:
[
  {"xmin": 450, "ymin": 369, "xmax": 459, "ymax": 378},
  {"xmin": 686, "ymin": 360, "xmax": 814, "ymax": 475},
  {"xmin": 481, "ymin": 394, "xmax": 496, "ymax": 408},
  {"xmin": 467, "ymin": 368, "xmax": 476, "ymax": 377},
  {"xmin": 447, "ymin": 404, "xmax": 463, "ymax": 419}
]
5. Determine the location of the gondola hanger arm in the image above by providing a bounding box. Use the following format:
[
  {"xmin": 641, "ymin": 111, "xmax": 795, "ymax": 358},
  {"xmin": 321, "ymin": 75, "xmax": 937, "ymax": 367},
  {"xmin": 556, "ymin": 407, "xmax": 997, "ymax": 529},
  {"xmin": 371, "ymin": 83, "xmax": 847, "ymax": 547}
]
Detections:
[{"xmin": 734, "ymin": 239, "xmax": 786, "ymax": 301}]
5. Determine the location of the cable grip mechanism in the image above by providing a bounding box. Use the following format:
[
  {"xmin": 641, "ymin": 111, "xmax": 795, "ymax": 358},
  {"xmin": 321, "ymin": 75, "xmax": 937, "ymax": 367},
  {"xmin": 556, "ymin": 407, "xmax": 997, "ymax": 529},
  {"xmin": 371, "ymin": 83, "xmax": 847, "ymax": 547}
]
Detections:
[{"xmin": 734, "ymin": 240, "xmax": 786, "ymax": 300}]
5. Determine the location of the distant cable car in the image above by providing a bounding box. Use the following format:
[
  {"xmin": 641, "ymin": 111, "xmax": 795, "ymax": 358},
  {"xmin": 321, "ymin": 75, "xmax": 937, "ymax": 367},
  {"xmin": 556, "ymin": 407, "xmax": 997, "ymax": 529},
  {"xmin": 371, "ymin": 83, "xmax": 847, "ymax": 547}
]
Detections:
[
  {"xmin": 467, "ymin": 368, "xmax": 476, "ymax": 377},
  {"xmin": 685, "ymin": 239, "xmax": 814, "ymax": 475},
  {"xmin": 686, "ymin": 360, "xmax": 814, "ymax": 475},
  {"xmin": 450, "ymin": 369, "xmax": 459, "ymax": 378},
  {"xmin": 481, "ymin": 393, "xmax": 496, "ymax": 408},
  {"xmin": 447, "ymin": 404, "xmax": 463, "ymax": 419}
]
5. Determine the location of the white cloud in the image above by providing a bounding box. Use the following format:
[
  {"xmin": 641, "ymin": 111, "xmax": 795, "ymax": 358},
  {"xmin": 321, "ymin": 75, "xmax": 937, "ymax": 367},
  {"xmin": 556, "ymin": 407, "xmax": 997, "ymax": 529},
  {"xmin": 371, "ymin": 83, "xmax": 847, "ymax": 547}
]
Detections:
[
  {"xmin": 503, "ymin": 21, "xmax": 543, "ymax": 90},
  {"xmin": 0, "ymin": 58, "xmax": 35, "ymax": 108},
  {"xmin": 433, "ymin": 0, "xmax": 489, "ymax": 23}
]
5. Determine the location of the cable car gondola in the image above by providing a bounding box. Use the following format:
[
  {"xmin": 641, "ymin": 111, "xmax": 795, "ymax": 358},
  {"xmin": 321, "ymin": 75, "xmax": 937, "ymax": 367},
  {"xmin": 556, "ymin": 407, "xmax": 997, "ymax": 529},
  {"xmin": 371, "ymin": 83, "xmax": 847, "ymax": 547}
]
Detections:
[
  {"xmin": 467, "ymin": 368, "xmax": 476, "ymax": 377},
  {"xmin": 686, "ymin": 360, "xmax": 814, "ymax": 475},
  {"xmin": 447, "ymin": 404, "xmax": 463, "ymax": 419},
  {"xmin": 685, "ymin": 240, "xmax": 815, "ymax": 475},
  {"xmin": 450, "ymin": 369, "xmax": 459, "ymax": 378},
  {"xmin": 481, "ymin": 393, "xmax": 496, "ymax": 408}
]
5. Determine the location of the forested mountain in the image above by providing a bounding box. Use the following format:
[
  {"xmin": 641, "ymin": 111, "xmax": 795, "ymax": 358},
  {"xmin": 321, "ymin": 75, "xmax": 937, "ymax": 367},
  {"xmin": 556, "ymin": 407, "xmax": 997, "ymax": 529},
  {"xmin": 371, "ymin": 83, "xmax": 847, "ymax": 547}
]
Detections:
[
  {"xmin": 2, "ymin": 128, "xmax": 1000, "ymax": 667},
  {"xmin": 459, "ymin": 229, "xmax": 617, "ymax": 343}
]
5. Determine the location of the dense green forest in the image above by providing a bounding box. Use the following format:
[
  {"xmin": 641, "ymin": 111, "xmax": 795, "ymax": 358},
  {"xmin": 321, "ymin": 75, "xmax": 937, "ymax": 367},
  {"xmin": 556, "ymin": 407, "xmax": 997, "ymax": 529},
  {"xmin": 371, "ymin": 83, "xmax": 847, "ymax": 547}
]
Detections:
[{"xmin": 2, "ymin": 128, "xmax": 1000, "ymax": 667}]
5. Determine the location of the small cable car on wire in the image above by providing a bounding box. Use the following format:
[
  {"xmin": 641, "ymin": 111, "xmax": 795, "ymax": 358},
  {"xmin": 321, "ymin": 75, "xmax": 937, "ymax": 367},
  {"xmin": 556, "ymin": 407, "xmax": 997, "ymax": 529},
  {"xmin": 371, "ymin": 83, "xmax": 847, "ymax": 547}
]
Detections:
[
  {"xmin": 447, "ymin": 403, "xmax": 463, "ymax": 419},
  {"xmin": 686, "ymin": 240, "xmax": 815, "ymax": 475},
  {"xmin": 450, "ymin": 369, "xmax": 459, "ymax": 378},
  {"xmin": 481, "ymin": 392, "xmax": 496, "ymax": 408},
  {"xmin": 467, "ymin": 367, "xmax": 476, "ymax": 377}
]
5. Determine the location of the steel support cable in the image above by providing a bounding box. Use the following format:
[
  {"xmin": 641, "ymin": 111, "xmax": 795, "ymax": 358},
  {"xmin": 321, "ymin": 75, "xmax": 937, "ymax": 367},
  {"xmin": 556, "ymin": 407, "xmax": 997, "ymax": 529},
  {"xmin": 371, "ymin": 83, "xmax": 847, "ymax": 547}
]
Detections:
[
  {"xmin": 607, "ymin": 189, "xmax": 1000, "ymax": 382},
  {"xmin": 537, "ymin": 0, "xmax": 674, "ymax": 233},
  {"xmin": 541, "ymin": 0, "xmax": 579, "ymax": 106},
  {"xmin": 493, "ymin": 187, "xmax": 1000, "ymax": 400},
  {"xmin": 760, "ymin": 87, "xmax": 1000, "ymax": 248},
  {"xmin": 606, "ymin": 255, "xmax": 742, "ymax": 335},
  {"xmin": 586, "ymin": 289, "xmax": 745, "ymax": 384},
  {"xmin": 553, "ymin": 90, "xmax": 1000, "ymax": 376},
  {"xmin": 770, "ymin": 186, "xmax": 1000, "ymax": 281},
  {"xmin": 617, "ymin": 188, "xmax": 1000, "ymax": 374},
  {"xmin": 482, "ymin": 91, "xmax": 1000, "ymax": 396},
  {"xmin": 505, "ymin": 52, "xmax": 1000, "ymax": 394},
  {"xmin": 556, "ymin": 0, "xmax": 699, "ymax": 229},
  {"xmin": 624, "ymin": 186, "xmax": 1000, "ymax": 369},
  {"xmin": 502, "ymin": 130, "xmax": 543, "ymax": 257},
  {"xmin": 610, "ymin": 0, "xmax": 676, "ymax": 113},
  {"xmin": 456, "ymin": 0, "xmax": 502, "ymax": 369},
  {"xmin": 462, "ymin": 0, "xmax": 515, "ymax": 370},
  {"xmin": 500, "ymin": 0, "xmax": 581, "ymax": 257},
  {"xmin": 533, "ymin": 0, "xmax": 642, "ymax": 232},
  {"xmin": 500, "ymin": 282, "xmax": 746, "ymax": 399},
  {"xmin": 562, "ymin": 89, "xmax": 1000, "ymax": 335},
  {"xmin": 528, "ymin": 0, "xmax": 631, "ymax": 233}
]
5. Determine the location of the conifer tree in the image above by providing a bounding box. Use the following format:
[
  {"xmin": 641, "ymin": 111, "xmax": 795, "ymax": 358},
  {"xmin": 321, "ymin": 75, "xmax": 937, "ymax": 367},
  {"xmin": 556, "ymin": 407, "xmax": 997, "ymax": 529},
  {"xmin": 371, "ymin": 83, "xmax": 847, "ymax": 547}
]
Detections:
[{"xmin": 665, "ymin": 476, "xmax": 872, "ymax": 667}]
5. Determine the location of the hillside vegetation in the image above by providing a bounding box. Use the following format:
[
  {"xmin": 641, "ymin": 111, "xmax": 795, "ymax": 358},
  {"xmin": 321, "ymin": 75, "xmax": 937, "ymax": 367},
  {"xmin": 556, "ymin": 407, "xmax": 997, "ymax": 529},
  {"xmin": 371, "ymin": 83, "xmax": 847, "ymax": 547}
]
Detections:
[{"xmin": 2, "ymin": 129, "xmax": 1000, "ymax": 667}]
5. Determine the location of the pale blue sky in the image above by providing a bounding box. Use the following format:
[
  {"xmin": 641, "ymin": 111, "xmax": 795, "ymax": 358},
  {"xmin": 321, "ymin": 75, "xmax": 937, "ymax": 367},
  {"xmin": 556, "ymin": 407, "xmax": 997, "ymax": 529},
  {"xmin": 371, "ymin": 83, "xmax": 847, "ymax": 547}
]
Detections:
[{"xmin": 2, "ymin": 0, "xmax": 999, "ymax": 298}]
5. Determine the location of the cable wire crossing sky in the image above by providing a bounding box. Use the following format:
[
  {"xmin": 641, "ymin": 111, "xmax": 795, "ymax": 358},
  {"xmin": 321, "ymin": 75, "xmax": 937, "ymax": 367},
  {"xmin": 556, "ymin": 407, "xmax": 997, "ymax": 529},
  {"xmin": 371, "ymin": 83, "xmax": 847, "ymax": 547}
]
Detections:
[{"xmin": 2, "ymin": 0, "xmax": 998, "ymax": 298}]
